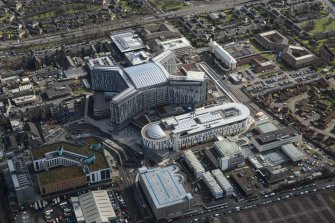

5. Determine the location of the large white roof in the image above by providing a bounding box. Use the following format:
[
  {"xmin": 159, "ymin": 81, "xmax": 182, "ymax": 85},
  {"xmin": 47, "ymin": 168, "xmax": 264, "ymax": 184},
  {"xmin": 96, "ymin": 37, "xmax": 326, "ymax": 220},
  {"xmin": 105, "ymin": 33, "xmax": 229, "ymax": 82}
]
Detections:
[
  {"xmin": 124, "ymin": 62, "xmax": 169, "ymax": 89},
  {"xmin": 142, "ymin": 103, "xmax": 251, "ymax": 142},
  {"xmin": 139, "ymin": 165, "xmax": 192, "ymax": 209},
  {"xmin": 77, "ymin": 190, "xmax": 116, "ymax": 223}
]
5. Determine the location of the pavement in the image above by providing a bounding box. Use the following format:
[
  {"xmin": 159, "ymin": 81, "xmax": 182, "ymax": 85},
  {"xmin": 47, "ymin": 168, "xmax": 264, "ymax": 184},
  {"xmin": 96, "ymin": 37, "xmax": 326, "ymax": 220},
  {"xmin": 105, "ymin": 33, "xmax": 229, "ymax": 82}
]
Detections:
[{"xmin": 173, "ymin": 178, "xmax": 335, "ymax": 223}]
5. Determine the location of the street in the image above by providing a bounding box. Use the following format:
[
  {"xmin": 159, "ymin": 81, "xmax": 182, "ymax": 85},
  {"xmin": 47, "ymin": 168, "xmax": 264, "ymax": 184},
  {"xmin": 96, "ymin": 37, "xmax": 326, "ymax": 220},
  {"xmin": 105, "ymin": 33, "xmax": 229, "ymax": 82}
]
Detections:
[{"xmin": 173, "ymin": 178, "xmax": 335, "ymax": 223}]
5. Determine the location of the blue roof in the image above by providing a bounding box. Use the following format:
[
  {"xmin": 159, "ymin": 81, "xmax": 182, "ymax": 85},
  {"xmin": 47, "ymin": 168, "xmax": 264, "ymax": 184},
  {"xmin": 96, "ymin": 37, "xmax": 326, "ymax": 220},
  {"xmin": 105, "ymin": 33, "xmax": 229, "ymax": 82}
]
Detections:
[{"xmin": 124, "ymin": 63, "xmax": 169, "ymax": 89}]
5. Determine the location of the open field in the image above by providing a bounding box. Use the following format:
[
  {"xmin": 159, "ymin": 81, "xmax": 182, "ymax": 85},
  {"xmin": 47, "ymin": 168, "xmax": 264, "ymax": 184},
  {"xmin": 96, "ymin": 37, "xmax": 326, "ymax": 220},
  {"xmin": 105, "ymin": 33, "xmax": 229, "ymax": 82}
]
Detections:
[
  {"xmin": 28, "ymin": 3, "xmax": 99, "ymax": 21},
  {"xmin": 149, "ymin": 0, "xmax": 188, "ymax": 11},
  {"xmin": 301, "ymin": 17, "xmax": 335, "ymax": 34}
]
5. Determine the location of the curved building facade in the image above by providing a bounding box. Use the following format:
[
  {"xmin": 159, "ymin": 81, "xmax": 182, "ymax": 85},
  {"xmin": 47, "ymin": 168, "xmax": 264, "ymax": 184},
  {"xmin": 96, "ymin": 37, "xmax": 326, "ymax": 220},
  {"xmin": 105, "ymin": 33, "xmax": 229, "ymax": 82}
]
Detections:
[
  {"xmin": 141, "ymin": 103, "xmax": 252, "ymax": 151},
  {"xmin": 91, "ymin": 51, "xmax": 208, "ymax": 130}
]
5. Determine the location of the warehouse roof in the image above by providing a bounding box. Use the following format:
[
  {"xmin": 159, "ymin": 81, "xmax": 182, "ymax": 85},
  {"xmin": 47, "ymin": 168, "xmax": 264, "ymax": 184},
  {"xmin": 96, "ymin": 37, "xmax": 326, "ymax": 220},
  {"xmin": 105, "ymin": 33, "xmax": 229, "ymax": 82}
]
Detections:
[
  {"xmin": 139, "ymin": 165, "xmax": 192, "ymax": 209},
  {"xmin": 76, "ymin": 190, "xmax": 116, "ymax": 223},
  {"xmin": 281, "ymin": 144, "xmax": 305, "ymax": 162}
]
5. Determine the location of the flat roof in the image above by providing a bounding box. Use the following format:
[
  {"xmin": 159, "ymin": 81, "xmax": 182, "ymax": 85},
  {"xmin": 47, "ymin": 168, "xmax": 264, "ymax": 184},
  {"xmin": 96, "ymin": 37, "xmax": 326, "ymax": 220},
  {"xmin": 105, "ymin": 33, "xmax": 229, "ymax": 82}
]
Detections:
[
  {"xmin": 253, "ymin": 126, "xmax": 300, "ymax": 145},
  {"xmin": 281, "ymin": 144, "xmax": 305, "ymax": 162},
  {"xmin": 214, "ymin": 138, "xmax": 242, "ymax": 158},
  {"xmin": 38, "ymin": 165, "xmax": 84, "ymax": 185},
  {"xmin": 257, "ymin": 121, "xmax": 277, "ymax": 133},
  {"xmin": 142, "ymin": 103, "xmax": 250, "ymax": 141},
  {"xmin": 159, "ymin": 37, "xmax": 192, "ymax": 51},
  {"xmin": 209, "ymin": 41, "xmax": 237, "ymax": 64},
  {"xmin": 139, "ymin": 165, "xmax": 192, "ymax": 209},
  {"xmin": 124, "ymin": 51, "xmax": 149, "ymax": 65},
  {"xmin": 111, "ymin": 31, "xmax": 145, "ymax": 53},
  {"xmin": 87, "ymin": 56, "xmax": 114, "ymax": 68}
]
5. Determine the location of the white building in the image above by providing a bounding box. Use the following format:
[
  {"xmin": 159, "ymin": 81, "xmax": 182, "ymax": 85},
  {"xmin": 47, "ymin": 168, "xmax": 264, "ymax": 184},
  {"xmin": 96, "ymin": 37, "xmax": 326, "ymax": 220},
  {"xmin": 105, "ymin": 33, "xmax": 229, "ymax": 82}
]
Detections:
[
  {"xmin": 211, "ymin": 169, "xmax": 234, "ymax": 196},
  {"xmin": 141, "ymin": 103, "xmax": 252, "ymax": 151},
  {"xmin": 214, "ymin": 137, "xmax": 245, "ymax": 171},
  {"xmin": 85, "ymin": 56, "xmax": 114, "ymax": 71},
  {"xmin": 158, "ymin": 37, "xmax": 193, "ymax": 58},
  {"xmin": 208, "ymin": 40, "xmax": 237, "ymax": 70},
  {"xmin": 183, "ymin": 150, "xmax": 205, "ymax": 178},
  {"xmin": 71, "ymin": 190, "xmax": 116, "ymax": 223},
  {"xmin": 251, "ymin": 126, "xmax": 302, "ymax": 152},
  {"xmin": 202, "ymin": 171, "xmax": 223, "ymax": 199}
]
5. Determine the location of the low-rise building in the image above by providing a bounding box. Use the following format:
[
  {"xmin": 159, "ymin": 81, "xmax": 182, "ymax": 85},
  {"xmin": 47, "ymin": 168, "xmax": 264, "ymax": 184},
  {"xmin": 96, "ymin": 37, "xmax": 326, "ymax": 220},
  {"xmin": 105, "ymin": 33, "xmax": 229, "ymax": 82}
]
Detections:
[
  {"xmin": 157, "ymin": 37, "xmax": 193, "ymax": 58},
  {"xmin": 141, "ymin": 22, "xmax": 181, "ymax": 40},
  {"xmin": 214, "ymin": 137, "xmax": 244, "ymax": 171},
  {"xmin": 280, "ymin": 144, "xmax": 305, "ymax": 162},
  {"xmin": 251, "ymin": 126, "xmax": 302, "ymax": 152},
  {"xmin": 254, "ymin": 30, "xmax": 289, "ymax": 50},
  {"xmin": 211, "ymin": 169, "xmax": 234, "ymax": 196},
  {"xmin": 138, "ymin": 165, "xmax": 193, "ymax": 220},
  {"xmin": 71, "ymin": 190, "xmax": 116, "ymax": 223},
  {"xmin": 231, "ymin": 167, "xmax": 257, "ymax": 197},
  {"xmin": 110, "ymin": 30, "xmax": 145, "ymax": 53},
  {"xmin": 183, "ymin": 150, "xmax": 205, "ymax": 178},
  {"xmin": 282, "ymin": 45, "xmax": 317, "ymax": 68},
  {"xmin": 202, "ymin": 171, "xmax": 223, "ymax": 199}
]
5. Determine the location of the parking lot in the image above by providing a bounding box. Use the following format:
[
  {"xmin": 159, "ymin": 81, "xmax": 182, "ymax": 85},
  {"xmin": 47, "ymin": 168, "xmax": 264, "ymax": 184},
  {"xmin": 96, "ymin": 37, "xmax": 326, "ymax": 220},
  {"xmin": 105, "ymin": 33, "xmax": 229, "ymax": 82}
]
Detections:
[
  {"xmin": 217, "ymin": 190, "xmax": 335, "ymax": 223},
  {"xmin": 244, "ymin": 68, "xmax": 321, "ymax": 96}
]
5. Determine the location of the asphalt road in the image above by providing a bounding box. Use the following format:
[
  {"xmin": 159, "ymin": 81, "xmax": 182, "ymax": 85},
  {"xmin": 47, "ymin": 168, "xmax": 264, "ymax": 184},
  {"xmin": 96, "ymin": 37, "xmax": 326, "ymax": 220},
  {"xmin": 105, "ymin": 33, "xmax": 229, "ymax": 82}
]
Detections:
[
  {"xmin": 199, "ymin": 62, "xmax": 262, "ymax": 116},
  {"xmin": 173, "ymin": 178, "xmax": 335, "ymax": 223}
]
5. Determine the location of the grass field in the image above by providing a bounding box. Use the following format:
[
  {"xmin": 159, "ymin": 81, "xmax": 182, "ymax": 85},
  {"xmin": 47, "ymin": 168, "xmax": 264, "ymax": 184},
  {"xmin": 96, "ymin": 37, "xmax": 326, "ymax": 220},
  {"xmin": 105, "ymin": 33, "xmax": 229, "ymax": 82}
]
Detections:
[
  {"xmin": 301, "ymin": 17, "xmax": 335, "ymax": 34},
  {"xmin": 28, "ymin": 4, "xmax": 99, "ymax": 21},
  {"xmin": 149, "ymin": 0, "xmax": 188, "ymax": 11}
]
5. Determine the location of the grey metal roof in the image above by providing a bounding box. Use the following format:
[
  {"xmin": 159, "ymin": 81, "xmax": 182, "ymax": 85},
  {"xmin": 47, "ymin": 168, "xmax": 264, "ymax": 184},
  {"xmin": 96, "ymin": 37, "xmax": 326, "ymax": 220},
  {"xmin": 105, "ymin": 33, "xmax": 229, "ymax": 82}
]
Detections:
[
  {"xmin": 139, "ymin": 165, "xmax": 192, "ymax": 209},
  {"xmin": 124, "ymin": 63, "xmax": 169, "ymax": 89},
  {"xmin": 281, "ymin": 144, "xmax": 305, "ymax": 162}
]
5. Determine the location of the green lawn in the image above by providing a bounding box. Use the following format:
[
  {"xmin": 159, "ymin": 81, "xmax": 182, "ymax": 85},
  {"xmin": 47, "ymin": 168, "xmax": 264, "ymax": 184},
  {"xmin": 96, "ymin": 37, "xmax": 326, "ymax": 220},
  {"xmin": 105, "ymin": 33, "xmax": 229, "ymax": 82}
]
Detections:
[
  {"xmin": 301, "ymin": 17, "xmax": 335, "ymax": 34},
  {"xmin": 28, "ymin": 4, "xmax": 100, "ymax": 21},
  {"xmin": 149, "ymin": 0, "xmax": 188, "ymax": 11}
]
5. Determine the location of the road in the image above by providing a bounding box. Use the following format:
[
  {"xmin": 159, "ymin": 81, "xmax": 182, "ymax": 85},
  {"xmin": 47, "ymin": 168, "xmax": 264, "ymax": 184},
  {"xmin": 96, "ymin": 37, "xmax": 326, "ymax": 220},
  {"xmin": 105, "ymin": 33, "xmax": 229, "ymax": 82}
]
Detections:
[
  {"xmin": 199, "ymin": 62, "xmax": 262, "ymax": 116},
  {"xmin": 199, "ymin": 62, "xmax": 239, "ymax": 103},
  {"xmin": 173, "ymin": 178, "xmax": 335, "ymax": 223},
  {"xmin": 0, "ymin": 0, "xmax": 265, "ymax": 50}
]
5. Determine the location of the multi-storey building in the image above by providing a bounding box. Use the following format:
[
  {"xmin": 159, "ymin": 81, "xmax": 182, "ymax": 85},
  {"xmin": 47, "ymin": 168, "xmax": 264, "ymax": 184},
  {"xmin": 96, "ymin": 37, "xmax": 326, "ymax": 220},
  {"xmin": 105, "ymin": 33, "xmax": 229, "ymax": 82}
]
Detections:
[
  {"xmin": 250, "ymin": 126, "xmax": 302, "ymax": 152},
  {"xmin": 141, "ymin": 103, "xmax": 252, "ymax": 153},
  {"xmin": 208, "ymin": 40, "xmax": 237, "ymax": 70},
  {"xmin": 157, "ymin": 37, "xmax": 193, "ymax": 58},
  {"xmin": 91, "ymin": 51, "xmax": 208, "ymax": 131},
  {"xmin": 138, "ymin": 165, "xmax": 193, "ymax": 220},
  {"xmin": 31, "ymin": 140, "xmax": 110, "ymax": 195},
  {"xmin": 214, "ymin": 137, "xmax": 245, "ymax": 171}
]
